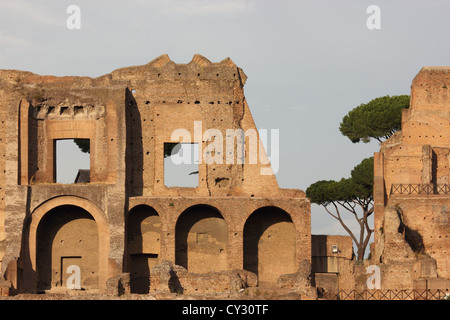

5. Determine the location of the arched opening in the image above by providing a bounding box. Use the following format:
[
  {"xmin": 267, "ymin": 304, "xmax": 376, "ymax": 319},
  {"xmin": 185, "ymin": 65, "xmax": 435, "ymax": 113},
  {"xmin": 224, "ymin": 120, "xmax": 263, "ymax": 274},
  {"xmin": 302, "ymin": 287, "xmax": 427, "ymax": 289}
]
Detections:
[
  {"xmin": 126, "ymin": 205, "xmax": 161, "ymax": 293},
  {"xmin": 243, "ymin": 206, "xmax": 296, "ymax": 284},
  {"xmin": 175, "ymin": 205, "xmax": 228, "ymax": 273},
  {"xmin": 36, "ymin": 205, "xmax": 99, "ymax": 292}
]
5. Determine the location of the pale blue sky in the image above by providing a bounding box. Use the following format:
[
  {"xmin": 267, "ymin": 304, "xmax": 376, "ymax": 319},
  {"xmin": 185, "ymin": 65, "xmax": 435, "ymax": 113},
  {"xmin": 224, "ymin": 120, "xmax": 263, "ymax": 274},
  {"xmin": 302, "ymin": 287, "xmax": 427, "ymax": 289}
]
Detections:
[{"xmin": 2, "ymin": 0, "xmax": 450, "ymax": 245}]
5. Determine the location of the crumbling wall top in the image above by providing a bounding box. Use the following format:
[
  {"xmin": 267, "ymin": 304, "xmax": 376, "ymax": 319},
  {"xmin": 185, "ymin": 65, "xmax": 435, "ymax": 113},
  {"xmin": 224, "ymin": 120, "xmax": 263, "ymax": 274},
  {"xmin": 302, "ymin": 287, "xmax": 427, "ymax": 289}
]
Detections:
[{"xmin": 106, "ymin": 54, "xmax": 247, "ymax": 85}]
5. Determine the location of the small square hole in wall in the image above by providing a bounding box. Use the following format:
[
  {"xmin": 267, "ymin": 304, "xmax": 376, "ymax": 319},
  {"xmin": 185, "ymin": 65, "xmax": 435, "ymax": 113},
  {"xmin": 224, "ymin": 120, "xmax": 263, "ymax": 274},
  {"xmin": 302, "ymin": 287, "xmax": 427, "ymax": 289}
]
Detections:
[
  {"xmin": 55, "ymin": 139, "xmax": 90, "ymax": 184},
  {"xmin": 164, "ymin": 143, "xmax": 199, "ymax": 188},
  {"xmin": 60, "ymin": 106, "xmax": 70, "ymax": 116},
  {"xmin": 73, "ymin": 106, "xmax": 84, "ymax": 116}
]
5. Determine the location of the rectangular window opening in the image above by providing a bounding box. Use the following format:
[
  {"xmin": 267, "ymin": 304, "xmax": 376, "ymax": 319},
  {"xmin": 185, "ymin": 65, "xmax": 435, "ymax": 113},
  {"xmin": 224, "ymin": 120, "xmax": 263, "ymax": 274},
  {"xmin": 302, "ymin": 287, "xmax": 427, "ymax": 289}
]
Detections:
[
  {"xmin": 55, "ymin": 139, "xmax": 90, "ymax": 184},
  {"xmin": 164, "ymin": 142, "xmax": 199, "ymax": 188}
]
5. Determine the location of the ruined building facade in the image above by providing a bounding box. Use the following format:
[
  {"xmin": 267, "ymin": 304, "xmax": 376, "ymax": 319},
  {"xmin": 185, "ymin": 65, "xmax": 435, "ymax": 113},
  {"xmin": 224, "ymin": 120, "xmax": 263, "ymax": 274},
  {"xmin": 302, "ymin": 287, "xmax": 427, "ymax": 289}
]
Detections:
[
  {"xmin": 0, "ymin": 56, "xmax": 448, "ymax": 297},
  {"xmin": 374, "ymin": 67, "xmax": 450, "ymax": 290},
  {"xmin": 0, "ymin": 55, "xmax": 311, "ymax": 294}
]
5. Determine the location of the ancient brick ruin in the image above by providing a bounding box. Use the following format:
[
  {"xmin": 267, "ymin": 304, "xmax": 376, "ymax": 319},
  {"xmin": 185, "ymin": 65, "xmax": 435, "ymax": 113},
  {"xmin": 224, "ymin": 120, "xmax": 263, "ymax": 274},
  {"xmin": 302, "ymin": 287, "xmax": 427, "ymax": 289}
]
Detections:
[
  {"xmin": 0, "ymin": 56, "xmax": 448, "ymax": 298},
  {"xmin": 0, "ymin": 54, "xmax": 311, "ymax": 295},
  {"xmin": 373, "ymin": 67, "xmax": 450, "ymax": 291}
]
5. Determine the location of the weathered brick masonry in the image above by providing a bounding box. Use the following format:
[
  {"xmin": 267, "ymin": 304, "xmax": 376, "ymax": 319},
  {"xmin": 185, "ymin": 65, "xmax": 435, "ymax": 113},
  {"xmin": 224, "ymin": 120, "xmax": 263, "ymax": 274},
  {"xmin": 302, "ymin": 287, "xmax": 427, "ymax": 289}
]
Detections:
[
  {"xmin": 374, "ymin": 67, "xmax": 450, "ymax": 290},
  {"xmin": 0, "ymin": 55, "xmax": 311, "ymax": 294},
  {"xmin": 0, "ymin": 57, "xmax": 448, "ymax": 297}
]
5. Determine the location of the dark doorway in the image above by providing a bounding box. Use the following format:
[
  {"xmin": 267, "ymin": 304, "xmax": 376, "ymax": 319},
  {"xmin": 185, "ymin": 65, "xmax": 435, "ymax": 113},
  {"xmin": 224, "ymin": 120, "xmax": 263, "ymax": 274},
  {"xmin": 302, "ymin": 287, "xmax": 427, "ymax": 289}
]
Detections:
[
  {"xmin": 175, "ymin": 205, "xmax": 228, "ymax": 273},
  {"xmin": 243, "ymin": 206, "xmax": 296, "ymax": 284}
]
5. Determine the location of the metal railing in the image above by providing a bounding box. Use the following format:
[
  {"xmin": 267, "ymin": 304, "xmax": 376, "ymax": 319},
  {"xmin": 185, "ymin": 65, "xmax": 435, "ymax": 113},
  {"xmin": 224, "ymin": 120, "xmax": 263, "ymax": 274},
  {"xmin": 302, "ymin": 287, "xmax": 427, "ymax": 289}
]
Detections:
[
  {"xmin": 390, "ymin": 184, "xmax": 450, "ymax": 195},
  {"xmin": 321, "ymin": 289, "xmax": 450, "ymax": 300}
]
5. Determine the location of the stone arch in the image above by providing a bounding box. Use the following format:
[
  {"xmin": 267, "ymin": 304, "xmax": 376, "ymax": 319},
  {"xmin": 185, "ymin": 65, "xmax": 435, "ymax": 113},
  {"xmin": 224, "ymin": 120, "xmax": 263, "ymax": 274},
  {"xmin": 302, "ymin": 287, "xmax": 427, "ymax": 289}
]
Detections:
[
  {"xmin": 29, "ymin": 196, "xmax": 110, "ymax": 292},
  {"xmin": 126, "ymin": 205, "xmax": 161, "ymax": 293},
  {"xmin": 36, "ymin": 205, "xmax": 98, "ymax": 291},
  {"xmin": 243, "ymin": 206, "xmax": 297, "ymax": 284},
  {"xmin": 175, "ymin": 204, "xmax": 228, "ymax": 273}
]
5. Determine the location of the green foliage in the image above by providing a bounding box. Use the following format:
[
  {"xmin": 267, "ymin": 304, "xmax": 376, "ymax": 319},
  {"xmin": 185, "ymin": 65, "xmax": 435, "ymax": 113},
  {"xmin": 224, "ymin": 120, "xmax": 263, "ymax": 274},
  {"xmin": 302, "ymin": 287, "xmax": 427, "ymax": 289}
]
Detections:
[
  {"xmin": 73, "ymin": 139, "xmax": 90, "ymax": 154},
  {"xmin": 350, "ymin": 156, "xmax": 374, "ymax": 196},
  {"xmin": 306, "ymin": 157, "xmax": 374, "ymax": 260},
  {"xmin": 306, "ymin": 157, "xmax": 373, "ymax": 205},
  {"xmin": 164, "ymin": 143, "xmax": 181, "ymax": 158},
  {"xmin": 74, "ymin": 140, "xmax": 183, "ymax": 157},
  {"xmin": 339, "ymin": 95, "xmax": 410, "ymax": 143}
]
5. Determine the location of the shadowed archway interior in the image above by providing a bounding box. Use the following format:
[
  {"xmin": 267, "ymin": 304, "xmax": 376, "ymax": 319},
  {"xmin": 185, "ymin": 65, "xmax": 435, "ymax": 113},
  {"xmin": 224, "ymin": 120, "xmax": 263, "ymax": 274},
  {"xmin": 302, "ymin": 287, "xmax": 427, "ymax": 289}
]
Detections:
[
  {"xmin": 36, "ymin": 205, "xmax": 99, "ymax": 292},
  {"xmin": 175, "ymin": 205, "xmax": 228, "ymax": 273},
  {"xmin": 243, "ymin": 206, "xmax": 296, "ymax": 284},
  {"xmin": 126, "ymin": 205, "xmax": 161, "ymax": 293}
]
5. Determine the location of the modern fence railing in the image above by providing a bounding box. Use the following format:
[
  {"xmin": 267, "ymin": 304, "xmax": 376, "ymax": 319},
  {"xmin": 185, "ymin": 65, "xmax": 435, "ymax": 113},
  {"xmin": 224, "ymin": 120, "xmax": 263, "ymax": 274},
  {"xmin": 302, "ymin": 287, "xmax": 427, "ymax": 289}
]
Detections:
[
  {"xmin": 390, "ymin": 184, "xmax": 450, "ymax": 195},
  {"xmin": 321, "ymin": 289, "xmax": 449, "ymax": 300}
]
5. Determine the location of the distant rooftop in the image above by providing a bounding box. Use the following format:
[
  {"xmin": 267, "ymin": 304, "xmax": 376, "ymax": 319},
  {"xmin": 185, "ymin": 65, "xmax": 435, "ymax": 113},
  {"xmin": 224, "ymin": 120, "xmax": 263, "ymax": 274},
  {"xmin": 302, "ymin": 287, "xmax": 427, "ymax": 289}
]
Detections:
[{"xmin": 74, "ymin": 169, "xmax": 90, "ymax": 183}]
